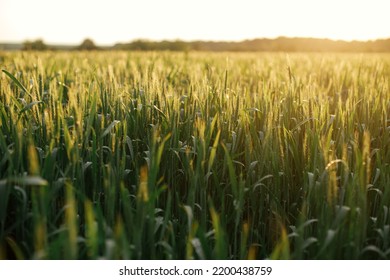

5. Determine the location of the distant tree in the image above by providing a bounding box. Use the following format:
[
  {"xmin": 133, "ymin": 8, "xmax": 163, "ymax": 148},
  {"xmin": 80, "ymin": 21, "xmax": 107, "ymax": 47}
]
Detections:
[
  {"xmin": 77, "ymin": 38, "xmax": 98, "ymax": 50},
  {"xmin": 129, "ymin": 40, "xmax": 152, "ymax": 50},
  {"xmin": 22, "ymin": 39, "xmax": 48, "ymax": 51}
]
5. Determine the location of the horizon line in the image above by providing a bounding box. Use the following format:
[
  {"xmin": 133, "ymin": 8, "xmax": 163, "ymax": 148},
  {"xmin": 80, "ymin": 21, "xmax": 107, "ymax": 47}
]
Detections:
[{"xmin": 1, "ymin": 36, "xmax": 390, "ymax": 47}]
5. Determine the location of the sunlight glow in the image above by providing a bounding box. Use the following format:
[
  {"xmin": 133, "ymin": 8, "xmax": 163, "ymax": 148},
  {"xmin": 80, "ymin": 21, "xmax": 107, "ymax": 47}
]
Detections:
[{"xmin": 0, "ymin": 0, "xmax": 389, "ymax": 44}]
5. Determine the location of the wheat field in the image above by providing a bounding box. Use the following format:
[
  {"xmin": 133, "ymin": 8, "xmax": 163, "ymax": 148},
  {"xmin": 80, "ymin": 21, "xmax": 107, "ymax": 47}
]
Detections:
[{"xmin": 1, "ymin": 51, "xmax": 390, "ymax": 259}]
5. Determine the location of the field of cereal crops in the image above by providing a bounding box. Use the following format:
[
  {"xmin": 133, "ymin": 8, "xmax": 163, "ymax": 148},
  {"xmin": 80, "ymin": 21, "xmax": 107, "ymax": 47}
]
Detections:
[{"xmin": 1, "ymin": 51, "xmax": 390, "ymax": 259}]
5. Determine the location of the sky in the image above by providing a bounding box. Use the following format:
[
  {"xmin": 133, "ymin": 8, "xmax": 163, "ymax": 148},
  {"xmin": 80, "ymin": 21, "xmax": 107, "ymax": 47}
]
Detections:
[{"xmin": 1, "ymin": 0, "xmax": 389, "ymax": 45}]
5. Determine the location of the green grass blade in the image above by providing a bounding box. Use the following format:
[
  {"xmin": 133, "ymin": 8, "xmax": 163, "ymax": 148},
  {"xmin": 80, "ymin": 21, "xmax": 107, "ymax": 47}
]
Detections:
[{"xmin": 2, "ymin": 69, "xmax": 32, "ymax": 98}]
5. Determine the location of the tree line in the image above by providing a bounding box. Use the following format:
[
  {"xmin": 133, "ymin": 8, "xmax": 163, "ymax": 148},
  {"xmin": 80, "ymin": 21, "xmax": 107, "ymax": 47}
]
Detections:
[
  {"xmin": 114, "ymin": 37, "xmax": 390, "ymax": 52},
  {"xmin": 21, "ymin": 37, "xmax": 390, "ymax": 52},
  {"xmin": 22, "ymin": 38, "xmax": 99, "ymax": 51}
]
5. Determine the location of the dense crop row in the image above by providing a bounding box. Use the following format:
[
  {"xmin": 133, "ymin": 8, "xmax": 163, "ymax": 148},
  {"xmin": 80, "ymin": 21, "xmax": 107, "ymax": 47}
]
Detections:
[{"xmin": 1, "ymin": 51, "xmax": 390, "ymax": 259}]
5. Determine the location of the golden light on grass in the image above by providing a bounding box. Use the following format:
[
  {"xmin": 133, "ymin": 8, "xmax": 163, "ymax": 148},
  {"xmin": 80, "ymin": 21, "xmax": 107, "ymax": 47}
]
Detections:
[
  {"xmin": 1, "ymin": 51, "xmax": 390, "ymax": 260},
  {"xmin": 137, "ymin": 166, "xmax": 149, "ymax": 202}
]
